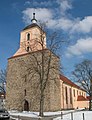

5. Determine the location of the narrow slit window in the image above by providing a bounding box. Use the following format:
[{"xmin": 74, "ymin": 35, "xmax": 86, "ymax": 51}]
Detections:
[
  {"xmin": 74, "ymin": 89, "xmax": 75, "ymax": 97},
  {"xmin": 24, "ymin": 89, "xmax": 26, "ymax": 96},
  {"xmin": 65, "ymin": 87, "xmax": 68, "ymax": 104},
  {"xmin": 27, "ymin": 33, "xmax": 30, "ymax": 40},
  {"xmin": 70, "ymin": 88, "xmax": 72, "ymax": 104}
]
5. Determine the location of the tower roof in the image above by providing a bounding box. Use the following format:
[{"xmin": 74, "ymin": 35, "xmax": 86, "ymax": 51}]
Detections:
[
  {"xmin": 22, "ymin": 12, "xmax": 46, "ymax": 34},
  {"xmin": 22, "ymin": 13, "xmax": 39, "ymax": 31},
  {"xmin": 22, "ymin": 23, "xmax": 40, "ymax": 31}
]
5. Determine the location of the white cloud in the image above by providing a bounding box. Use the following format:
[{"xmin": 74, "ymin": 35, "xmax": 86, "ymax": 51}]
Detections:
[
  {"xmin": 22, "ymin": 7, "xmax": 74, "ymax": 30},
  {"xmin": 22, "ymin": 8, "xmax": 53, "ymax": 25},
  {"xmin": 57, "ymin": 0, "xmax": 72, "ymax": 14},
  {"xmin": 56, "ymin": 18, "xmax": 74, "ymax": 30},
  {"xmin": 71, "ymin": 16, "xmax": 92, "ymax": 33},
  {"xmin": 37, "ymin": 1, "xmax": 53, "ymax": 7},
  {"xmin": 57, "ymin": 16, "xmax": 92, "ymax": 34},
  {"xmin": 22, "ymin": 0, "xmax": 92, "ymax": 34},
  {"xmin": 55, "ymin": 16, "xmax": 92, "ymax": 34},
  {"xmin": 66, "ymin": 37, "xmax": 92, "ymax": 57},
  {"xmin": 24, "ymin": 1, "xmax": 31, "ymax": 6},
  {"xmin": 22, "ymin": 0, "xmax": 73, "ymax": 29},
  {"xmin": 56, "ymin": 16, "xmax": 92, "ymax": 33}
]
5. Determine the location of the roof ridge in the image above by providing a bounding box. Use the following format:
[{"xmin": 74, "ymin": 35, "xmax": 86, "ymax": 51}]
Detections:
[{"xmin": 60, "ymin": 74, "xmax": 85, "ymax": 91}]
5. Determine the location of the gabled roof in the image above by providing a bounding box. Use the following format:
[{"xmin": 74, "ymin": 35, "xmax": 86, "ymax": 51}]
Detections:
[
  {"xmin": 60, "ymin": 75, "xmax": 85, "ymax": 91},
  {"xmin": 77, "ymin": 96, "xmax": 88, "ymax": 101}
]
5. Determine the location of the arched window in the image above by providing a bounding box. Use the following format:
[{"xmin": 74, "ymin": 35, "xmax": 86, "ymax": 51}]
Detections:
[
  {"xmin": 27, "ymin": 46, "xmax": 29, "ymax": 52},
  {"xmin": 27, "ymin": 33, "xmax": 30, "ymax": 40}
]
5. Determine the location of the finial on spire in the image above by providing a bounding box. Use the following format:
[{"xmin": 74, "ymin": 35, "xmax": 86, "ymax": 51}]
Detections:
[
  {"xmin": 33, "ymin": 13, "xmax": 35, "ymax": 19},
  {"xmin": 31, "ymin": 13, "xmax": 37, "ymax": 23}
]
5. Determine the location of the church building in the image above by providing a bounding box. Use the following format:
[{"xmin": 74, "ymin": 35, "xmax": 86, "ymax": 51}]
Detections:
[{"xmin": 6, "ymin": 13, "xmax": 89, "ymax": 112}]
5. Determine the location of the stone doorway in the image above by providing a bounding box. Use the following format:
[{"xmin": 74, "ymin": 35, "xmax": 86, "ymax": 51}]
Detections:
[{"xmin": 24, "ymin": 100, "xmax": 29, "ymax": 111}]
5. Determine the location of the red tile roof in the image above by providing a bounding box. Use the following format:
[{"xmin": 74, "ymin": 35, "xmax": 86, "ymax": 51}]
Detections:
[
  {"xmin": 87, "ymin": 96, "xmax": 92, "ymax": 100},
  {"xmin": 77, "ymin": 96, "xmax": 88, "ymax": 101},
  {"xmin": 60, "ymin": 75, "xmax": 85, "ymax": 91}
]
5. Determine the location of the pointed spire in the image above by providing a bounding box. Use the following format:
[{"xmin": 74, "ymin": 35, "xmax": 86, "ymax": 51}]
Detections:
[{"xmin": 31, "ymin": 13, "xmax": 37, "ymax": 24}]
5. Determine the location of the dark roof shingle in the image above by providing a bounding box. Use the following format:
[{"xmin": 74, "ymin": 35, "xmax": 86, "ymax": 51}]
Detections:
[{"xmin": 22, "ymin": 23, "xmax": 41, "ymax": 31}]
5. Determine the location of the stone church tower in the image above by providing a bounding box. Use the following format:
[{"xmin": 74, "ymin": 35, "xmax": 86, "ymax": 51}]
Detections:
[{"xmin": 6, "ymin": 13, "xmax": 61, "ymax": 111}]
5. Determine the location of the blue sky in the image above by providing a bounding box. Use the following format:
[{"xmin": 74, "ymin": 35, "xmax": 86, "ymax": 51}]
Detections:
[{"xmin": 0, "ymin": 0, "xmax": 92, "ymax": 79}]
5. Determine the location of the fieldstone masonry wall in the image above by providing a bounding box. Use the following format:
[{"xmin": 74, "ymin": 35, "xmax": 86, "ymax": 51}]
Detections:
[{"xmin": 6, "ymin": 50, "xmax": 61, "ymax": 111}]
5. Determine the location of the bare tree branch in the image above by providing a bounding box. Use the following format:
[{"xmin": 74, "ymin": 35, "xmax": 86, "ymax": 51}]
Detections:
[{"xmin": 72, "ymin": 59, "xmax": 92, "ymax": 110}]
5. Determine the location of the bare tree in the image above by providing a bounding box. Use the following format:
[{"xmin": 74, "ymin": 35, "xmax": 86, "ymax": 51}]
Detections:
[
  {"xmin": 72, "ymin": 59, "xmax": 92, "ymax": 110},
  {"xmin": 22, "ymin": 23, "xmax": 63, "ymax": 116},
  {"xmin": 0, "ymin": 69, "xmax": 6, "ymax": 93}
]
